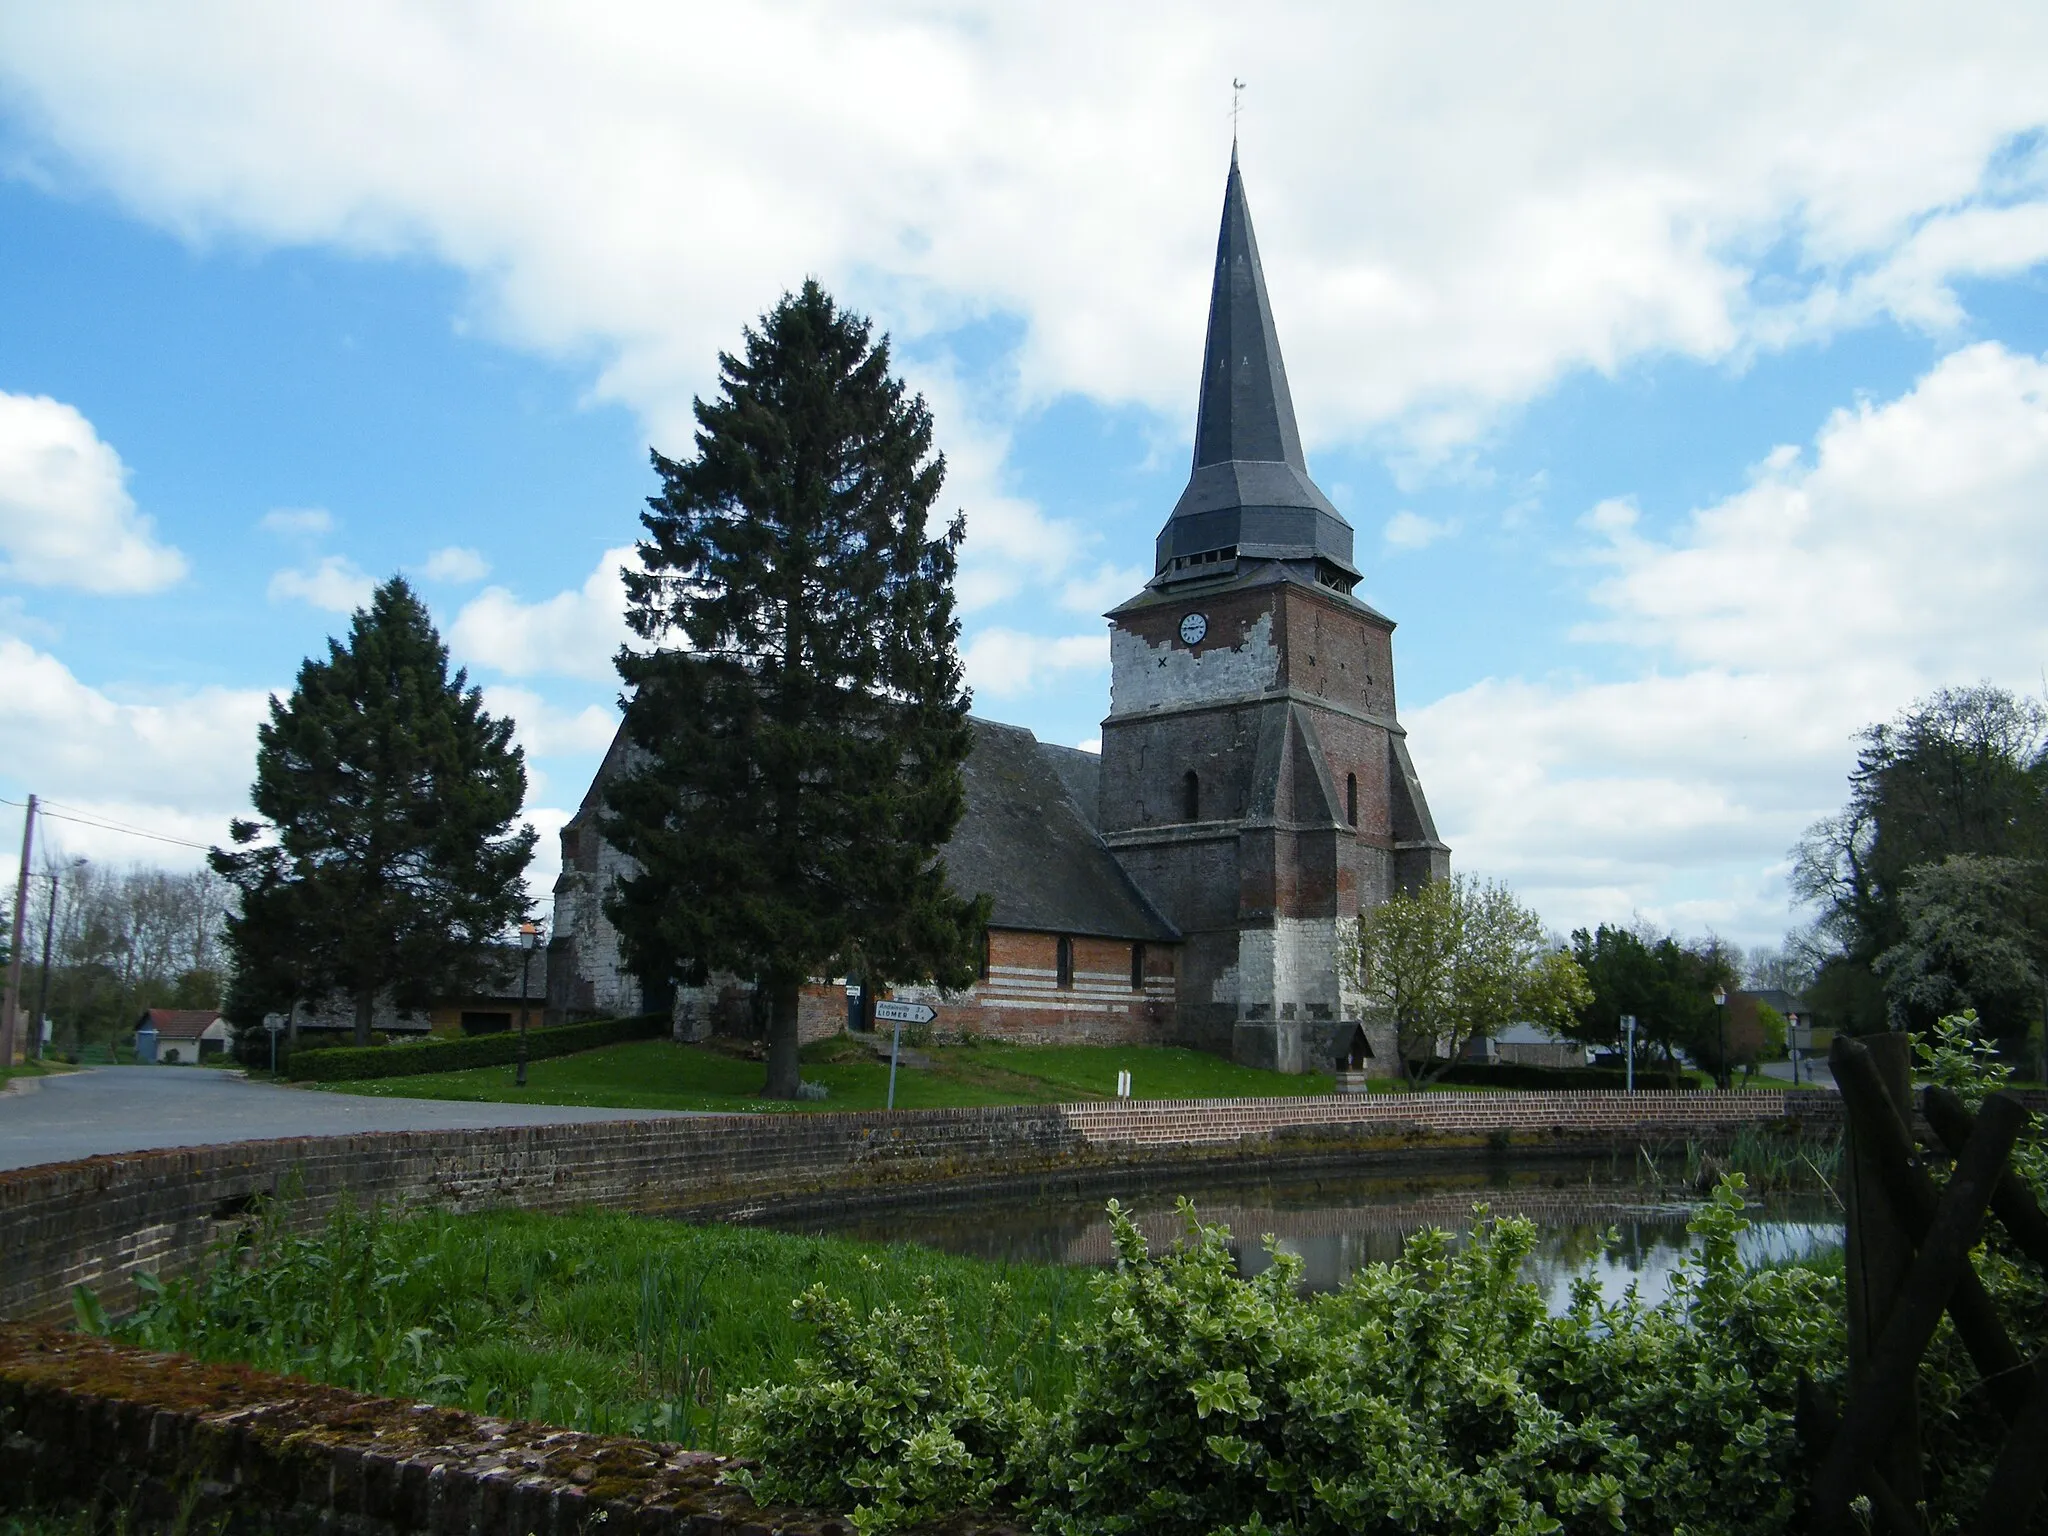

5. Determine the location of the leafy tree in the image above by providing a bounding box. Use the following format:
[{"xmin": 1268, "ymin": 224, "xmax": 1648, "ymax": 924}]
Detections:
[
  {"xmin": 211, "ymin": 578, "xmax": 535, "ymax": 1046},
  {"xmin": 1343, "ymin": 875, "xmax": 1589, "ymax": 1084},
  {"xmin": 603, "ymin": 281, "xmax": 986, "ymax": 1099},
  {"xmin": 1874, "ymin": 853, "xmax": 2044, "ymax": 1039},
  {"xmin": 1793, "ymin": 684, "xmax": 2048, "ymax": 1033},
  {"xmin": 1754, "ymin": 1001, "xmax": 1788, "ymax": 1063}
]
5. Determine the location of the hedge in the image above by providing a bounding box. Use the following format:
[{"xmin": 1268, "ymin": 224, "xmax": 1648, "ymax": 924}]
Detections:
[
  {"xmin": 1433, "ymin": 1060, "xmax": 1696, "ymax": 1092},
  {"xmin": 283, "ymin": 1013, "xmax": 668, "ymax": 1082}
]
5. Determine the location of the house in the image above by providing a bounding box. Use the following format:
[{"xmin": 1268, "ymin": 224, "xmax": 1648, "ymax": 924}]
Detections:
[
  {"xmin": 549, "ymin": 149, "xmax": 1448, "ymax": 1073},
  {"xmin": 134, "ymin": 1008, "xmax": 230, "ymax": 1064}
]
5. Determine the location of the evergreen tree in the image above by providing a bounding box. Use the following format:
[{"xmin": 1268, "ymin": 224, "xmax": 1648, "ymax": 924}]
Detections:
[
  {"xmin": 211, "ymin": 578, "xmax": 535, "ymax": 1046},
  {"xmin": 604, "ymin": 281, "xmax": 985, "ymax": 1099},
  {"xmin": 1564, "ymin": 922, "xmax": 1739, "ymax": 1072}
]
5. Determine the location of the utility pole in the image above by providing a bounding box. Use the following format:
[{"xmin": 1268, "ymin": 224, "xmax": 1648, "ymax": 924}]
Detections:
[{"xmin": 2, "ymin": 794, "xmax": 35, "ymax": 1070}]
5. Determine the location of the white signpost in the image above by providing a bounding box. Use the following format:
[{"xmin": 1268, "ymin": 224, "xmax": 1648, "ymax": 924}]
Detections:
[
  {"xmin": 261, "ymin": 1013, "xmax": 287, "ymax": 1077},
  {"xmin": 873, "ymin": 1000, "xmax": 935, "ymax": 1110}
]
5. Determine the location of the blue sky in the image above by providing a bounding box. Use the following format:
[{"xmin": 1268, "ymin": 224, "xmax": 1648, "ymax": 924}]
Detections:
[{"xmin": 3, "ymin": 4, "xmax": 2047, "ymax": 950}]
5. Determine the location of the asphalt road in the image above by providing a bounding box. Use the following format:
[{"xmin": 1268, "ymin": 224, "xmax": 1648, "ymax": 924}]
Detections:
[{"xmin": 0, "ymin": 1065, "xmax": 691, "ymax": 1172}]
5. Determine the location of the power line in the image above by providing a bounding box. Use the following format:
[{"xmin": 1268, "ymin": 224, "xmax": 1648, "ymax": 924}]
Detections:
[{"xmin": 0, "ymin": 795, "xmax": 219, "ymax": 853}]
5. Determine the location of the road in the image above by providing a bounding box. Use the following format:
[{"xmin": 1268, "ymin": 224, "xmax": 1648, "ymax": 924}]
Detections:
[{"xmin": 0, "ymin": 1065, "xmax": 691, "ymax": 1172}]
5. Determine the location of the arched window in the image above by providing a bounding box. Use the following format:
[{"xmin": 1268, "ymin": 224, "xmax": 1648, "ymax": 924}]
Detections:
[
  {"xmin": 1346, "ymin": 772, "xmax": 1358, "ymax": 827},
  {"xmin": 1130, "ymin": 942, "xmax": 1146, "ymax": 991},
  {"xmin": 1182, "ymin": 770, "xmax": 1200, "ymax": 821},
  {"xmin": 1056, "ymin": 935, "xmax": 1075, "ymax": 989}
]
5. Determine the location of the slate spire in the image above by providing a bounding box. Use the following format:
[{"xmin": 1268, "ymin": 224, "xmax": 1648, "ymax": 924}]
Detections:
[
  {"xmin": 1144, "ymin": 154, "xmax": 1358, "ymax": 591},
  {"xmin": 1192, "ymin": 149, "xmax": 1307, "ymax": 473}
]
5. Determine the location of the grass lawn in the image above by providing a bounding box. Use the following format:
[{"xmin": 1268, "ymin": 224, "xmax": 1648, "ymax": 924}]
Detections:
[
  {"xmin": 0, "ymin": 1057, "xmax": 73, "ymax": 1089},
  {"xmin": 318, "ymin": 1034, "xmax": 1337, "ymax": 1112}
]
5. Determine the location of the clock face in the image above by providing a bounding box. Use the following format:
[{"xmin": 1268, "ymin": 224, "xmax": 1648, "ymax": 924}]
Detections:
[{"xmin": 1179, "ymin": 611, "xmax": 1209, "ymax": 646}]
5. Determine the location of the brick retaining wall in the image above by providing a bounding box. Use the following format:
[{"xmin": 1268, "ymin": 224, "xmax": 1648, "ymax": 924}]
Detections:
[
  {"xmin": 1062, "ymin": 1088, "xmax": 1798, "ymax": 1145},
  {"xmin": 0, "ymin": 1328, "xmax": 890, "ymax": 1536},
  {"xmin": 0, "ymin": 1090, "xmax": 1817, "ymax": 1326},
  {"xmin": 0, "ymin": 1106, "xmax": 1079, "ymax": 1324}
]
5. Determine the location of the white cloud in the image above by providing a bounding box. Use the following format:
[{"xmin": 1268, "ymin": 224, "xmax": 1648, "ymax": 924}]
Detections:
[
  {"xmin": 0, "ymin": 391, "xmax": 187, "ymax": 592},
  {"xmin": 4, "ymin": 6, "xmax": 2046, "ymax": 464},
  {"xmin": 421, "ymin": 544, "xmax": 491, "ymax": 582},
  {"xmin": 0, "ymin": 633, "xmax": 269, "ymax": 864},
  {"xmin": 962, "ymin": 628, "xmax": 1107, "ymax": 701},
  {"xmin": 267, "ymin": 555, "xmax": 375, "ymax": 612},
  {"xmin": 481, "ymin": 684, "xmax": 618, "ymax": 756},
  {"xmin": 1409, "ymin": 343, "xmax": 2048, "ymax": 944},
  {"xmin": 259, "ymin": 506, "xmax": 333, "ymax": 537},
  {"xmin": 450, "ymin": 545, "xmax": 637, "ymax": 681},
  {"xmin": 1059, "ymin": 562, "xmax": 1151, "ymax": 614},
  {"xmin": 1382, "ymin": 510, "xmax": 1454, "ymax": 551}
]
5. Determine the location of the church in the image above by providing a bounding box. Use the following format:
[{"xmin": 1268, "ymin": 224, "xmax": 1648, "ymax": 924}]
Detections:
[{"xmin": 548, "ymin": 152, "xmax": 1449, "ymax": 1073}]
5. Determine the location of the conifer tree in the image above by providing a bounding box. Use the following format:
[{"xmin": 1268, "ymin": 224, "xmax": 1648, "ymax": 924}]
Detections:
[
  {"xmin": 212, "ymin": 577, "xmax": 535, "ymax": 1046},
  {"xmin": 604, "ymin": 281, "xmax": 986, "ymax": 1099}
]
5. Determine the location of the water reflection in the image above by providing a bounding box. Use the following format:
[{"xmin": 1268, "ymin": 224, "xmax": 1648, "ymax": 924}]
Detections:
[{"xmin": 768, "ymin": 1159, "xmax": 1843, "ymax": 1313}]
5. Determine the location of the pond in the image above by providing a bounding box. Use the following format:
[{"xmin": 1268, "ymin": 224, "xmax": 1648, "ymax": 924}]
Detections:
[{"xmin": 769, "ymin": 1158, "xmax": 1843, "ymax": 1312}]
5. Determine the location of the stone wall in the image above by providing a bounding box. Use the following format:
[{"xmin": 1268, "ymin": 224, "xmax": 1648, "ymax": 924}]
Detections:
[
  {"xmin": 0, "ymin": 1329, "xmax": 872, "ymax": 1536},
  {"xmin": 0, "ymin": 1107, "xmax": 1079, "ymax": 1325},
  {"xmin": 0, "ymin": 1091, "xmax": 1820, "ymax": 1327},
  {"xmin": 1061, "ymin": 1088, "xmax": 1797, "ymax": 1145}
]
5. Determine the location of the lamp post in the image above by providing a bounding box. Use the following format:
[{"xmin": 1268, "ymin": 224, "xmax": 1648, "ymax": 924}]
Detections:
[
  {"xmin": 515, "ymin": 921, "xmax": 541, "ymax": 1088},
  {"xmin": 1712, "ymin": 984, "xmax": 1729, "ymax": 1090}
]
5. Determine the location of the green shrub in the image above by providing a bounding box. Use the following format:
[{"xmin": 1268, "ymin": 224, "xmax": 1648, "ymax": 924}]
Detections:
[
  {"xmin": 284, "ymin": 1013, "xmax": 665, "ymax": 1080},
  {"xmin": 1017, "ymin": 1186, "xmax": 1835, "ymax": 1536},
  {"xmin": 727, "ymin": 1277, "xmax": 1046, "ymax": 1533},
  {"xmin": 1435, "ymin": 1060, "xmax": 1693, "ymax": 1091}
]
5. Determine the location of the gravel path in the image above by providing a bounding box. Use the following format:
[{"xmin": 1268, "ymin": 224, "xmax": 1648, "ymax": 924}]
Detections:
[{"xmin": 0, "ymin": 1064, "xmax": 692, "ymax": 1172}]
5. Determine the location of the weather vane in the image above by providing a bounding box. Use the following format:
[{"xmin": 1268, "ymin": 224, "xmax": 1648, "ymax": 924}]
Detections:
[{"xmin": 1232, "ymin": 78, "xmax": 1246, "ymax": 145}]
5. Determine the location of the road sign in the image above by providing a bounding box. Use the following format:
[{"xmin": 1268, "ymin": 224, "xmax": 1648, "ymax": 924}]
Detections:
[{"xmin": 873, "ymin": 1001, "xmax": 935, "ymax": 1025}]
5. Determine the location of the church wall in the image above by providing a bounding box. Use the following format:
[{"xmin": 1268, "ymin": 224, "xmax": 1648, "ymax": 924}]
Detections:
[
  {"xmin": 548, "ymin": 821, "xmax": 645, "ymax": 1024},
  {"xmin": 1098, "ymin": 707, "xmax": 1267, "ymax": 834},
  {"xmin": 1228, "ymin": 914, "xmax": 1348, "ymax": 1072},
  {"xmin": 884, "ymin": 929, "xmax": 1176, "ymax": 1047},
  {"xmin": 1107, "ymin": 589, "xmax": 1281, "ymax": 718},
  {"xmin": 1273, "ymin": 587, "xmax": 1397, "ymax": 716}
]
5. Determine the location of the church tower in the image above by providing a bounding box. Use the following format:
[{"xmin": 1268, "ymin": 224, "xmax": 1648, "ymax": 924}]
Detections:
[{"xmin": 1097, "ymin": 150, "xmax": 1449, "ymax": 1073}]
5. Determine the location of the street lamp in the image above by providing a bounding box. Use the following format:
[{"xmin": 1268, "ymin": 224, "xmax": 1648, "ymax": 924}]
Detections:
[
  {"xmin": 515, "ymin": 921, "xmax": 542, "ymax": 1088},
  {"xmin": 1712, "ymin": 984, "xmax": 1729, "ymax": 1091}
]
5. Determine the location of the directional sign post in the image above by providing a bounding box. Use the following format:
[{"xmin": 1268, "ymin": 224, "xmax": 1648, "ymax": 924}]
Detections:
[{"xmin": 873, "ymin": 1000, "xmax": 936, "ymax": 1110}]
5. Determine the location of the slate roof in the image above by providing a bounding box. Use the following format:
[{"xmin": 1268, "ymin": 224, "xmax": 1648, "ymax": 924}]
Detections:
[
  {"xmin": 1153, "ymin": 151, "xmax": 1357, "ymax": 585},
  {"xmin": 135, "ymin": 1008, "xmax": 223, "ymax": 1039},
  {"xmin": 946, "ymin": 719, "xmax": 1179, "ymax": 942}
]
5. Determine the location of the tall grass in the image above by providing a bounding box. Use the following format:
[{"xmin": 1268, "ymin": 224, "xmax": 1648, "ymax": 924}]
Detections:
[
  {"xmin": 1631, "ymin": 1125, "xmax": 1842, "ymax": 1197},
  {"xmin": 83, "ymin": 1199, "xmax": 1094, "ymax": 1450}
]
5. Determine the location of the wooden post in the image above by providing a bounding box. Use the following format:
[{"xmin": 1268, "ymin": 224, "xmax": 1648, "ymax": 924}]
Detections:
[
  {"xmin": 1841, "ymin": 1030, "xmax": 1922, "ymax": 1513},
  {"xmin": 1, "ymin": 794, "xmax": 34, "ymax": 1070}
]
